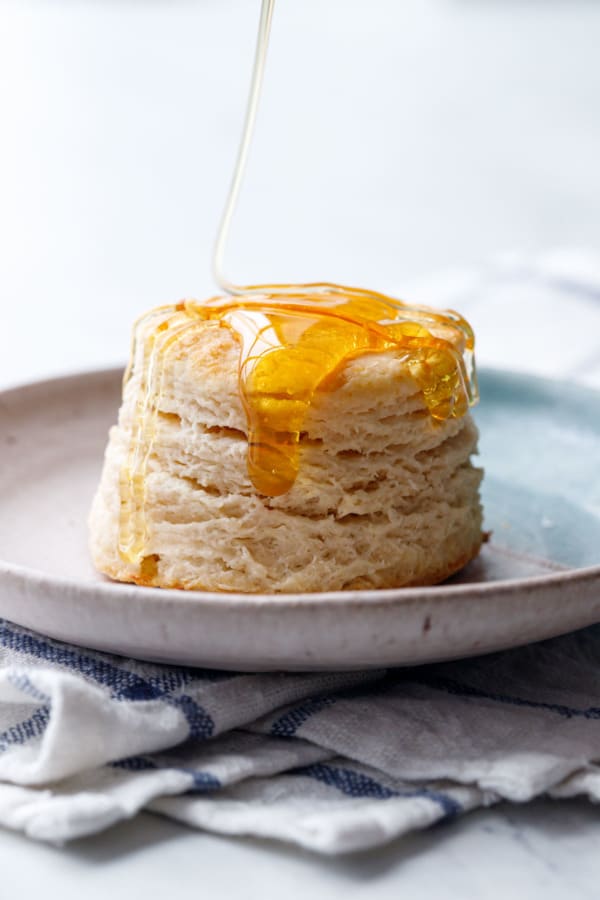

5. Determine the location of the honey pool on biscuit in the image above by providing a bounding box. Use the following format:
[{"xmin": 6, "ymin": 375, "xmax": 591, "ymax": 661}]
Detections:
[{"xmin": 118, "ymin": 285, "xmax": 478, "ymax": 565}]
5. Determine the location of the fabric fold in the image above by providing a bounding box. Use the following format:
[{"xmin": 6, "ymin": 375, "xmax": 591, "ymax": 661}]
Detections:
[{"xmin": 1, "ymin": 615, "xmax": 600, "ymax": 852}]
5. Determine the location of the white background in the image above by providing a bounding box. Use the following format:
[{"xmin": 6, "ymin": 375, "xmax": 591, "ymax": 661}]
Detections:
[
  {"xmin": 1, "ymin": 0, "xmax": 600, "ymax": 895},
  {"xmin": 1, "ymin": 0, "xmax": 599, "ymax": 388}
]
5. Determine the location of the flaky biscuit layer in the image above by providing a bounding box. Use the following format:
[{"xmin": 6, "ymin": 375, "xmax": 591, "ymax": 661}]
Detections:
[{"xmin": 89, "ymin": 319, "xmax": 483, "ymax": 592}]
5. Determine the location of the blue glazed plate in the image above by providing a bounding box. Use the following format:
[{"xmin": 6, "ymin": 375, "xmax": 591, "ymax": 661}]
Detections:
[
  {"xmin": 472, "ymin": 369, "xmax": 600, "ymax": 577},
  {"xmin": 0, "ymin": 367, "xmax": 598, "ymax": 670}
]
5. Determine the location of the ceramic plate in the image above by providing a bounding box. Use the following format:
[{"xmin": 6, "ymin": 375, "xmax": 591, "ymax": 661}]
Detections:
[{"xmin": 0, "ymin": 367, "xmax": 599, "ymax": 671}]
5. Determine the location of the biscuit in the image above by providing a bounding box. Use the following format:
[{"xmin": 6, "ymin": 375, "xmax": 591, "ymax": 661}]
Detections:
[{"xmin": 89, "ymin": 310, "xmax": 483, "ymax": 593}]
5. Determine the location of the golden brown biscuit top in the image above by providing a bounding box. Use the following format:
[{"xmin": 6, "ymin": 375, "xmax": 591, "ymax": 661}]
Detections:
[{"xmin": 119, "ymin": 284, "xmax": 477, "ymax": 562}]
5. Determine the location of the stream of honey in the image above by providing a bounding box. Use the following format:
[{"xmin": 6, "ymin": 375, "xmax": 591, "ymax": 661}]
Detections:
[{"xmin": 117, "ymin": 0, "xmax": 478, "ymax": 565}]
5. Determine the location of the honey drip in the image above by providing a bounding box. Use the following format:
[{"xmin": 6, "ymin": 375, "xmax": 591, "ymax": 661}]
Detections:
[
  {"xmin": 118, "ymin": 286, "xmax": 477, "ymax": 563},
  {"xmin": 117, "ymin": 0, "xmax": 478, "ymax": 565}
]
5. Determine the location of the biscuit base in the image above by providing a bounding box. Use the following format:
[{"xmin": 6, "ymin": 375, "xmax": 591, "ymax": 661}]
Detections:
[{"xmin": 90, "ymin": 317, "xmax": 483, "ymax": 593}]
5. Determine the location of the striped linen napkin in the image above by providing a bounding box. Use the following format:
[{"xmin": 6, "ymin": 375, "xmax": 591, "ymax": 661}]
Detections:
[
  {"xmin": 1, "ymin": 250, "xmax": 599, "ymax": 854},
  {"xmin": 2, "ymin": 619, "xmax": 600, "ymax": 853}
]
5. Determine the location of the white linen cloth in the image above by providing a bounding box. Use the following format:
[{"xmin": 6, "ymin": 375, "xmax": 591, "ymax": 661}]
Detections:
[{"xmin": 1, "ymin": 251, "xmax": 600, "ymax": 854}]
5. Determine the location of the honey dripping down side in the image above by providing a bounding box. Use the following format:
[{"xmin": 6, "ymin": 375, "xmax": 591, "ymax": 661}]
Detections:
[{"xmin": 117, "ymin": 285, "xmax": 478, "ymax": 564}]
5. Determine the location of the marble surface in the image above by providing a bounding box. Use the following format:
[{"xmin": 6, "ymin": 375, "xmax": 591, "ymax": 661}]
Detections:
[
  {"xmin": 1, "ymin": 0, "xmax": 600, "ymax": 895},
  {"xmin": 1, "ymin": 800, "xmax": 600, "ymax": 900}
]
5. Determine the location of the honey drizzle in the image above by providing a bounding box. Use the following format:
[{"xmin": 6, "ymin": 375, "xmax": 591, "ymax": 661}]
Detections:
[
  {"xmin": 117, "ymin": 0, "xmax": 479, "ymax": 565},
  {"xmin": 119, "ymin": 313, "xmax": 206, "ymax": 562},
  {"xmin": 118, "ymin": 286, "xmax": 477, "ymax": 563}
]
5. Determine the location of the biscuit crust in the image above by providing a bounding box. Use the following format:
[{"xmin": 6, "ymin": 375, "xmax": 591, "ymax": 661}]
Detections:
[{"xmin": 89, "ymin": 318, "xmax": 483, "ymax": 593}]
